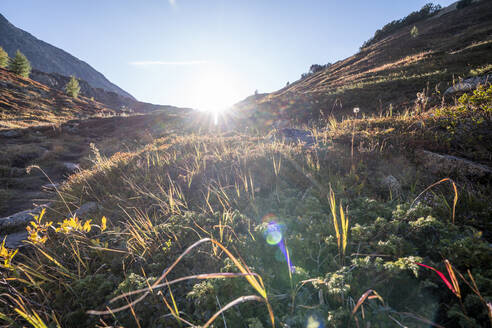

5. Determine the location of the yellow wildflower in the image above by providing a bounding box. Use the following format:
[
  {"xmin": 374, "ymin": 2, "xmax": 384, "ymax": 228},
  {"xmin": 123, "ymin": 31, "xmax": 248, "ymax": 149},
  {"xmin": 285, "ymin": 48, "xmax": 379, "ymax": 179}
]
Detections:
[
  {"xmin": 0, "ymin": 237, "xmax": 18, "ymax": 269},
  {"xmin": 26, "ymin": 208, "xmax": 52, "ymax": 245},
  {"xmin": 56, "ymin": 216, "xmax": 93, "ymax": 234},
  {"xmin": 101, "ymin": 216, "xmax": 107, "ymax": 232}
]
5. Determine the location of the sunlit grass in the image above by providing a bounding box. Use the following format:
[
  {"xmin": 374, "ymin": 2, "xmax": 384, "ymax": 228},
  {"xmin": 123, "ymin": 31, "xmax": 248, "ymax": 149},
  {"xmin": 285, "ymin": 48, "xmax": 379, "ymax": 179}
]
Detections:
[{"xmin": 1, "ymin": 90, "xmax": 491, "ymax": 326}]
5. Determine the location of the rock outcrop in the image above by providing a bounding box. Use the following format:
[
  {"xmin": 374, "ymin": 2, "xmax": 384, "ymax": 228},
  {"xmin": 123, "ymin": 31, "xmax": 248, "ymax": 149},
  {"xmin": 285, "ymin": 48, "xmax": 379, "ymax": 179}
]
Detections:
[
  {"xmin": 415, "ymin": 150, "xmax": 492, "ymax": 178},
  {"xmin": 0, "ymin": 204, "xmax": 49, "ymax": 233},
  {"xmin": 444, "ymin": 74, "xmax": 491, "ymax": 95}
]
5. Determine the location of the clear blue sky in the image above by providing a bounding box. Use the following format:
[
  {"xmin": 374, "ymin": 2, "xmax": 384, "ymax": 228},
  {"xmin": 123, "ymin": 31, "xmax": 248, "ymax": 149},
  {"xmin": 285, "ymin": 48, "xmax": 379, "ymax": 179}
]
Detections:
[{"xmin": 1, "ymin": 0, "xmax": 456, "ymax": 111}]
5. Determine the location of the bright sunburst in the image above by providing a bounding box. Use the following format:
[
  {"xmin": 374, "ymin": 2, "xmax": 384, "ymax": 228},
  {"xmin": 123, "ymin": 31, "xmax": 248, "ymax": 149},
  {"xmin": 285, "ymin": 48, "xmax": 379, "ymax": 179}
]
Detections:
[{"xmin": 188, "ymin": 65, "xmax": 243, "ymax": 116}]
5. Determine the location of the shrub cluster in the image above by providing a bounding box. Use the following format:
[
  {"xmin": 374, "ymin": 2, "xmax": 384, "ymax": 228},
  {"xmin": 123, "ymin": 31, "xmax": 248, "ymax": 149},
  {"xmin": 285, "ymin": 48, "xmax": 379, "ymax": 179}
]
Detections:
[
  {"xmin": 360, "ymin": 3, "xmax": 442, "ymax": 49},
  {"xmin": 300, "ymin": 63, "xmax": 332, "ymax": 79}
]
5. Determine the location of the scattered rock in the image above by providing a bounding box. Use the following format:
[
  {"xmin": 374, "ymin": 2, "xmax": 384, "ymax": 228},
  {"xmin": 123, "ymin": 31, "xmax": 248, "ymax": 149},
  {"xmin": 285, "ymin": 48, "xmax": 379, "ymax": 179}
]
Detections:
[
  {"xmin": 0, "ymin": 230, "xmax": 28, "ymax": 249},
  {"xmin": 444, "ymin": 74, "xmax": 491, "ymax": 95},
  {"xmin": 63, "ymin": 162, "xmax": 80, "ymax": 173},
  {"xmin": 381, "ymin": 175, "xmax": 402, "ymax": 196},
  {"xmin": 271, "ymin": 128, "xmax": 316, "ymax": 146},
  {"xmin": 415, "ymin": 150, "xmax": 492, "ymax": 178},
  {"xmin": 0, "ymin": 129, "xmax": 22, "ymax": 138},
  {"xmin": 0, "ymin": 204, "xmax": 49, "ymax": 233},
  {"xmin": 74, "ymin": 202, "xmax": 100, "ymax": 217}
]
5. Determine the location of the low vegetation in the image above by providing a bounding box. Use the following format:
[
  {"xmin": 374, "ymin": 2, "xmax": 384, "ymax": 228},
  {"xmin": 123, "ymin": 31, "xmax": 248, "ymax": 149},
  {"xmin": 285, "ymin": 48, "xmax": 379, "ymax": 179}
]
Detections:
[
  {"xmin": 0, "ymin": 47, "xmax": 8, "ymax": 68},
  {"xmin": 1, "ymin": 86, "xmax": 491, "ymax": 327},
  {"xmin": 238, "ymin": 0, "xmax": 492, "ymax": 121},
  {"xmin": 360, "ymin": 3, "xmax": 441, "ymax": 49},
  {"xmin": 65, "ymin": 75, "xmax": 81, "ymax": 99},
  {"xmin": 8, "ymin": 50, "xmax": 31, "ymax": 78}
]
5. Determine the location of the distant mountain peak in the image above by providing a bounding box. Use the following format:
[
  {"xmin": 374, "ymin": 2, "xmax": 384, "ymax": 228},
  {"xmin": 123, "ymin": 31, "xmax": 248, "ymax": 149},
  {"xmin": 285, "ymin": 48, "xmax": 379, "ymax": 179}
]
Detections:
[{"xmin": 0, "ymin": 13, "xmax": 134, "ymax": 99}]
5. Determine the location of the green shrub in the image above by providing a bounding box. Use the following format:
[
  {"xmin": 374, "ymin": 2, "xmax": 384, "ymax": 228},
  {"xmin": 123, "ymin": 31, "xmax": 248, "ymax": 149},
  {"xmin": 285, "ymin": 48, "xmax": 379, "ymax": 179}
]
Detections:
[
  {"xmin": 361, "ymin": 3, "xmax": 441, "ymax": 48},
  {"xmin": 8, "ymin": 50, "xmax": 31, "ymax": 77},
  {"xmin": 0, "ymin": 46, "xmax": 8, "ymax": 68},
  {"xmin": 65, "ymin": 75, "xmax": 81, "ymax": 98}
]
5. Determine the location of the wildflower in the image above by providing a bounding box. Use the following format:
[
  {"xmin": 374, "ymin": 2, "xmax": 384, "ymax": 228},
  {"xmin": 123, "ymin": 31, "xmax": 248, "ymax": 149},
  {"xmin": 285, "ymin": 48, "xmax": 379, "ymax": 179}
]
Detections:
[
  {"xmin": 101, "ymin": 216, "xmax": 107, "ymax": 231},
  {"xmin": 56, "ymin": 216, "xmax": 92, "ymax": 234},
  {"xmin": 26, "ymin": 208, "xmax": 52, "ymax": 245},
  {"xmin": 0, "ymin": 237, "xmax": 18, "ymax": 269}
]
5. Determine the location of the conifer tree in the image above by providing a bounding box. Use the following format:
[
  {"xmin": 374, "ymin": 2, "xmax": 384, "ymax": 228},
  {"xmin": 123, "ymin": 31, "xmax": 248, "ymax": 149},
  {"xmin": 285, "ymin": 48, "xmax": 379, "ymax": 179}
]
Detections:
[
  {"xmin": 9, "ymin": 50, "xmax": 31, "ymax": 77},
  {"xmin": 65, "ymin": 75, "xmax": 81, "ymax": 98},
  {"xmin": 0, "ymin": 47, "xmax": 8, "ymax": 68}
]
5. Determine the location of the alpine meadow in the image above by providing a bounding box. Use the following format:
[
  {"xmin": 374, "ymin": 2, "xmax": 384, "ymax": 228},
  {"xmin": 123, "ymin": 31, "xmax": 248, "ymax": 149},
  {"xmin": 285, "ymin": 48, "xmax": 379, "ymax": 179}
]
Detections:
[{"xmin": 0, "ymin": 1, "xmax": 491, "ymax": 327}]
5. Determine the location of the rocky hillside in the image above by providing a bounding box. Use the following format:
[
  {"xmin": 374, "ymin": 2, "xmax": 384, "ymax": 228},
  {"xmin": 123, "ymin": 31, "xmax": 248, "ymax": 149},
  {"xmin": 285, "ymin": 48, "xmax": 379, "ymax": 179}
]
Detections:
[
  {"xmin": 234, "ymin": 0, "xmax": 492, "ymax": 123},
  {"xmin": 29, "ymin": 69, "xmax": 186, "ymax": 113},
  {"xmin": 0, "ymin": 13, "xmax": 133, "ymax": 99},
  {"xmin": 0, "ymin": 66, "xmax": 191, "ymax": 217},
  {"xmin": 0, "ymin": 67, "xmax": 120, "ymax": 130}
]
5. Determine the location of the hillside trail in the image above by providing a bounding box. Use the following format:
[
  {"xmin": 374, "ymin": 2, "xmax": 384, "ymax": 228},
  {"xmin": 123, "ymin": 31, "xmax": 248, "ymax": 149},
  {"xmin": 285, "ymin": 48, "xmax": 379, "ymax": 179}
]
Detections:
[{"xmin": 0, "ymin": 111, "xmax": 181, "ymax": 247}]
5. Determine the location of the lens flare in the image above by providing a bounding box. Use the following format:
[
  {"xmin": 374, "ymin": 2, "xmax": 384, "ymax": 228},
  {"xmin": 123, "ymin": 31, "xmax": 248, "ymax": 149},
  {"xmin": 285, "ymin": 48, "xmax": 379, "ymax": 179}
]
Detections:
[
  {"xmin": 265, "ymin": 222, "xmax": 283, "ymax": 245},
  {"xmin": 262, "ymin": 214, "xmax": 294, "ymax": 273},
  {"xmin": 306, "ymin": 314, "xmax": 324, "ymax": 328}
]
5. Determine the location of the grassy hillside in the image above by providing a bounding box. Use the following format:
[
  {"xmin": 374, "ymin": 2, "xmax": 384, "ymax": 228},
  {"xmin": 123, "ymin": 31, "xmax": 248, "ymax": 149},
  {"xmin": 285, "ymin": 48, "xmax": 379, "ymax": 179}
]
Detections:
[
  {"xmin": 0, "ymin": 67, "xmax": 120, "ymax": 130},
  {"xmin": 234, "ymin": 1, "xmax": 492, "ymax": 123},
  {"xmin": 0, "ymin": 67, "xmax": 192, "ymax": 216},
  {"xmin": 1, "ymin": 85, "xmax": 491, "ymax": 327}
]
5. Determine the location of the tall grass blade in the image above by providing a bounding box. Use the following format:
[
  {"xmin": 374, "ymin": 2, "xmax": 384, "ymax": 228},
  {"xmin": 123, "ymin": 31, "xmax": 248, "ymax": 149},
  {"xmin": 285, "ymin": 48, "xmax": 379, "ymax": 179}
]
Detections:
[
  {"xmin": 329, "ymin": 187, "xmax": 341, "ymax": 253},
  {"xmin": 352, "ymin": 289, "xmax": 384, "ymax": 316},
  {"xmin": 444, "ymin": 260, "xmax": 461, "ymax": 299},
  {"xmin": 88, "ymin": 238, "xmax": 271, "ymax": 325},
  {"xmin": 411, "ymin": 178, "xmax": 458, "ymax": 224},
  {"xmin": 340, "ymin": 204, "xmax": 349, "ymax": 257},
  {"xmin": 416, "ymin": 262, "xmax": 457, "ymax": 296},
  {"xmin": 109, "ymin": 273, "xmax": 255, "ymax": 302},
  {"xmin": 203, "ymin": 295, "xmax": 264, "ymax": 328}
]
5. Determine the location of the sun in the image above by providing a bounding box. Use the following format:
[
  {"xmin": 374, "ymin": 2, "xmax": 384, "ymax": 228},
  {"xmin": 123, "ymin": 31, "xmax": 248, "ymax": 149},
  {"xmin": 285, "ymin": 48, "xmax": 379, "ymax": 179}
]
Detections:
[{"xmin": 188, "ymin": 65, "xmax": 244, "ymax": 114}]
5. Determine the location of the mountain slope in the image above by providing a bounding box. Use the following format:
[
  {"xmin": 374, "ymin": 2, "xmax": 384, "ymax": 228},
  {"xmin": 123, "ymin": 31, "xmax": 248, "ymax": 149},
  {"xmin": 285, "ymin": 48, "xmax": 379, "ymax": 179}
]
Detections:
[
  {"xmin": 0, "ymin": 13, "xmax": 134, "ymax": 99},
  {"xmin": 0, "ymin": 67, "xmax": 120, "ymax": 130},
  {"xmin": 0, "ymin": 66, "xmax": 191, "ymax": 216},
  {"xmin": 234, "ymin": 0, "xmax": 492, "ymax": 123}
]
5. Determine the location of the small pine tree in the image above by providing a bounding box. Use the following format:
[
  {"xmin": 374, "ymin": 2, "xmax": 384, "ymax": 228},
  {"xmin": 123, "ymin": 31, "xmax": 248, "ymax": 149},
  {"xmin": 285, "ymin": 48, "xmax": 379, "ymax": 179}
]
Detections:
[
  {"xmin": 410, "ymin": 26, "xmax": 419, "ymax": 38},
  {"xmin": 0, "ymin": 47, "xmax": 8, "ymax": 68},
  {"xmin": 9, "ymin": 50, "xmax": 31, "ymax": 77},
  {"xmin": 65, "ymin": 75, "xmax": 81, "ymax": 98}
]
